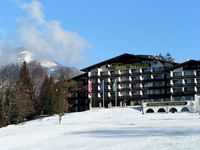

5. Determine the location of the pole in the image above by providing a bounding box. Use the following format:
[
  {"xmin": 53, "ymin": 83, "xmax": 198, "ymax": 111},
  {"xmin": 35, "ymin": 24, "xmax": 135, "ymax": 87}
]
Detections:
[
  {"xmin": 90, "ymin": 92, "xmax": 92, "ymax": 110},
  {"xmin": 115, "ymin": 89, "xmax": 117, "ymax": 107},
  {"xmin": 88, "ymin": 82, "xmax": 92, "ymax": 110}
]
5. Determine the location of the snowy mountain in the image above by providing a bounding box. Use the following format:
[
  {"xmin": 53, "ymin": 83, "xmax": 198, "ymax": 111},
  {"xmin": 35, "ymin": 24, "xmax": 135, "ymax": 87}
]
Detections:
[
  {"xmin": 0, "ymin": 107, "xmax": 199, "ymax": 150},
  {"xmin": 17, "ymin": 48, "xmax": 81, "ymax": 77},
  {"xmin": 17, "ymin": 48, "xmax": 60, "ymax": 70}
]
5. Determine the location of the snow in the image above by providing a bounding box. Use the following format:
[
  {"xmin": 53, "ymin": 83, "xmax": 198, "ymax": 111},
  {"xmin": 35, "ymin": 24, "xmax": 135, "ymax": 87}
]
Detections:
[
  {"xmin": 18, "ymin": 50, "xmax": 33, "ymax": 63},
  {"xmin": 0, "ymin": 107, "xmax": 200, "ymax": 150},
  {"xmin": 40, "ymin": 60, "xmax": 58, "ymax": 68},
  {"xmin": 17, "ymin": 49, "xmax": 58, "ymax": 69}
]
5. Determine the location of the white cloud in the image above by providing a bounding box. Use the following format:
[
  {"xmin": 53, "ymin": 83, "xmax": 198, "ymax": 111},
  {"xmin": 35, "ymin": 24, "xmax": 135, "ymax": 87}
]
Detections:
[
  {"xmin": 20, "ymin": 0, "xmax": 45, "ymax": 24},
  {"xmin": 0, "ymin": 0, "xmax": 90, "ymax": 65}
]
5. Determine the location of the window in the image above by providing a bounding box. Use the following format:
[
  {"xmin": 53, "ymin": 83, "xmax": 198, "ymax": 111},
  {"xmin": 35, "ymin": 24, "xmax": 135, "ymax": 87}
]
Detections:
[
  {"xmin": 91, "ymin": 79, "xmax": 98, "ymax": 83},
  {"xmin": 185, "ymin": 79, "xmax": 194, "ymax": 84},
  {"xmin": 197, "ymin": 71, "xmax": 200, "ymax": 75},
  {"xmin": 132, "ymin": 69, "xmax": 141, "ymax": 74},
  {"xmin": 184, "ymin": 87, "xmax": 194, "ymax": 92},
  {"xmin": 143, "ymin": 82, "xmax": 153, "ymax": 87},
  {"xmin": 147, "ymin": 90, "xmax": 153, "ymax": 95},
  {"xmin": 91, "ymin": 71, "xmax": 98, "ymax": 76},
  {"xmin": 173, "ymin": 87, "xmax": 183, "ymax": 93},
  {"xmin": 143, "ymin": 68, "xmax": 152, "ymax": 73},
  {"xmin": 132, "ymin": 76, "xmax": 141, "ymax": 81},
  {"xmin": 197, "ymin": 79, "xmax": 200, "ymax": 84},
  {"xmin": 153, "ymin": 82, "xmax": 164, "ymax": 87},
  {"xmin": 121, "ymin": 77, "xmax": 129, "ymax": 81},
  {"xmin": 153, "ymin": 67, "xmax": 162, "ymax": 72},
  {"xmin": 133, "ymin": 91, "xmax": 141, "ymax": 96},
  {"xmin": 121, "ymin": 69, "xmax": 129, "ymax": 74},
  {"xmin": 111, "ymin": 70, "xmax": 118, "ymax": 75},
  {"xmin": 173, "ymin": 80, "xmax": 182, "ymax": 85},
  {"xmin": 100, "ymin": 71, "xmax": 109, "ymax": 76},
  {"xmin": 111, "ymin": 78, "xmax": 116, "ymax": 83},
  {"xmin": 173, "ymin": 96, "xmax": 184, "ymax": 101},
  {"xmin": 143, "ymin": 75, "xmax": 151, "ymax": 80},
  {"xmin": 184, "ymin": 71, "xmax": 194, "ymax": 76},
  {"xmin": 154, "ymin": 74, "xmax": 164, "ymax": 79},
  {"xmin": 121, "ymin": 91, "xmax": 130, "ymax": 96},
  {"xmin": 173, "ymin": 72, "xmax": 182, "ymax": 77},
  {"xmin": 185, "ymin": 96, "xmax": 194, "ymax": 100}
]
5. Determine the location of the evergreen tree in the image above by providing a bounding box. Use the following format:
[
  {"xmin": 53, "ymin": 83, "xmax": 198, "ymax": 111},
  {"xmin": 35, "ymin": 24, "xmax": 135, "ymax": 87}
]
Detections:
[
  {"xmin": 4, "ymin": 85, "xmax": 14, "ymax": 125},
  {"xmin": 165, "ymin": 52, "xmax": 175, "ymax": 62},
  {"xmin": 14, "ymin": 91, "xmax": 34, "ymax": 123},
  {"xmin": 46, "ymin": 76, "xmax": 56, "ymax": 115},
  {"xmin": 158, "ymin": 53, "xmax": 165, "ymax": 60},
  {"xmin": 20, "ymin": 61, "xmax": 34, "ymax": 94},
  {"xmin": 39, "ymin": 75, "xmax": 49, "ymax": 115},
  {"xmin": 28, "ymin": 61, "xmax": 47, "ymax": 113},
  {"xmin": 0, "ymin": 86, "xmax": 4, "ymax": 127},
  {"xmin": 18, "ymin": 61, "xmax": 35, "ymax": 117}
]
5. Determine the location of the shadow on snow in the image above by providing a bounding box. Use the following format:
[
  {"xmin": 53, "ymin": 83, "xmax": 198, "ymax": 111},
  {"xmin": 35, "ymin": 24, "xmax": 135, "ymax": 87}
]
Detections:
[{"xmin": 71, "ymin": 127, "xmax": 200, "ymax": 138}]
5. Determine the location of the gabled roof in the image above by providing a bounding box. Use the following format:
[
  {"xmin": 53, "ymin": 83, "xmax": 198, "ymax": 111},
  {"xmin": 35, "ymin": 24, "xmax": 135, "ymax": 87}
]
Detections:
[
  {"xmin": 81, "ymin": 53, "xmax": 176, "ymax": 71},
  {"xmin": 171, "ymin": 59, "xmax": 200, "ymax": 70},
  {"xmin": 72, "ymin": 72, "xmax": 87, "ymax": 80}
]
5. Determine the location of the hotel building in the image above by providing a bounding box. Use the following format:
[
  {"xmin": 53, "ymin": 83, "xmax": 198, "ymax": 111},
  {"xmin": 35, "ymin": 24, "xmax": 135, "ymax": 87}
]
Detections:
[{"xmin": 70, "ymin": 53, "xmax": 200, "ymax": 113}]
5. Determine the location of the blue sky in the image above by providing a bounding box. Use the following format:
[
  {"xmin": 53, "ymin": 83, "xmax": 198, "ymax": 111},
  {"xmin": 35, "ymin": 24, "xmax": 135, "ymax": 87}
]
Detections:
[{"xmin": 0, "ymin": 0, "xmax": 200, "ymax": 69}]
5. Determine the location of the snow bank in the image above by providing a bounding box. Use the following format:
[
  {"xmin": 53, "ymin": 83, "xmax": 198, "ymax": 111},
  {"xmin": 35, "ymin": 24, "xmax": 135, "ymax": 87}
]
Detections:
[{"xmin": 0, "ymin": 107, "xmax": 200, "ymax": 150}]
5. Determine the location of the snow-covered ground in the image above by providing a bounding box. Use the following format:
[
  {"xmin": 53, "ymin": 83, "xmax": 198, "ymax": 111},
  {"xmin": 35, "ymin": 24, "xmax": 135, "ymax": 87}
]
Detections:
[{"xmin": 0, "ymin": 107, "xmax": 200, "ymax": 150}]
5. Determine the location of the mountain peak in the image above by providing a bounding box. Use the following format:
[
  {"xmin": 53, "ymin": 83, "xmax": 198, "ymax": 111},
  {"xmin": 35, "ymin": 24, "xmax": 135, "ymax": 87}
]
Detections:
[
  {"xmin": 17, "ymin": 49, "xmax": 59, "ymax": 69},
  {"xmin": 17, "ymin": 50, "xmax": 33, "ymax": 63}
]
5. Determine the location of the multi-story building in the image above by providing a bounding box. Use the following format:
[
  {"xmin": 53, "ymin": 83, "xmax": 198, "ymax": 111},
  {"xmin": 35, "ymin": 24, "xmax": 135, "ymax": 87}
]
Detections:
[
  {"xmin": 69, "ymin": 73, "xmax": 89, "ymax": 112},
  {"xmin": 70, "ymin": 53, "xmax": 200, "ymax": 113},
  {"xmin": 170, "ymin": 60, "xmax": 200, "ymax": 101}
]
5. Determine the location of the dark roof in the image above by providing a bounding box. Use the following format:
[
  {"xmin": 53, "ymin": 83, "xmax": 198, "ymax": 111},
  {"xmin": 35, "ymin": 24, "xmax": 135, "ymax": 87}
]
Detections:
[
  {"xmin": 81, "ymin": 53, "xmax": 176, "ymax": 71},
  {"xmin": 71, "ymin": 72, "xmax": 87, "ymax": 80},
  {"xmin": 171, "ymin": 59, "xmax": 200, "ymax": 70}
]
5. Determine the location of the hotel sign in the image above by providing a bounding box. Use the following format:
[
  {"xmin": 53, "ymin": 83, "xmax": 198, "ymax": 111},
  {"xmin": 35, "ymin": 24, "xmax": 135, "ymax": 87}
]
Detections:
[
  {"xmin": 110, "ymin": 64, "xmax": 150, "ymax": 70},
  {"xmin": 146, "ymin": 101, "xmax": 187, "ymax": 107}
]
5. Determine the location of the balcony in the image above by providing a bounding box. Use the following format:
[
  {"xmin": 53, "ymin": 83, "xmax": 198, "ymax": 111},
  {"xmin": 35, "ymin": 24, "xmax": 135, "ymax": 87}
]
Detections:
[
  {"xmin": 152, "ymin": 68, "xmax": 163, "ymax": 74},
  {"xmin": 119, "ymin": 87, "xmax": 132, "ymax": 91},
  {"xmin": 184, "ymin": 82, "xmax": 196, "ymax": 86},
  {"xmin": 184, "ymin": 71, "xmax": 196, "ymax": 78},
  {"xmin": 131, "ymin": 69, "xmax": 142, "ymax": 75},
  {"xmin": 172, "ymin": 83, "xmax": 184, "ymax": 87}
]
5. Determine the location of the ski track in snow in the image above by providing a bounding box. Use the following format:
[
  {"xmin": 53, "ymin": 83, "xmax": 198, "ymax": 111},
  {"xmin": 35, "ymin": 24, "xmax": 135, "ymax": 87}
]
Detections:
[{"xmin": 0, "ymin": 108, "xmax": 200, "ymax": 150}]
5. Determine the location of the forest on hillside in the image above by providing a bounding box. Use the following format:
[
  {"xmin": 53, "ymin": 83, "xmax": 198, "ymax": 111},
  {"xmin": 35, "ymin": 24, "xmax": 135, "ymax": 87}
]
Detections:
[{"xmin": 0, "ymin": 61, "xmax": 81, "ymax": 127}]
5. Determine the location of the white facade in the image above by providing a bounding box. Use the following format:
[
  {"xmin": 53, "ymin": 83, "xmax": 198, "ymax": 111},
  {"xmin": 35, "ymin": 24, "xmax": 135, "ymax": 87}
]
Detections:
[{"xmin": 142, "ymin": 95, "xmax": 200, "ymax": 113}]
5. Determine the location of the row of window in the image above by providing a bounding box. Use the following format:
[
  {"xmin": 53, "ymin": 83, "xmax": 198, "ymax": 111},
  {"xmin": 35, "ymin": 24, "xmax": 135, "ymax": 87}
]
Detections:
[
  {"xmin": 91, "ymin": 90, "xmax": 166, "ymax": 97},
  {"xmin": 172, "ymin": 79, "xmax": 200, "ymax": 85},
  {"xmin": 173, "ymin": 71, "xmax": 200, "ymax": 77},
  {"xmin": 92, "ymin": 70, "xmax": 200, "ymax": 77},
  {"xmin": 172, "ymin": 87, "xmax": 195, "ymax": 92},
  {"xmin": 90, "ymin": 75, "xmax": 165, "ymax": 83}
]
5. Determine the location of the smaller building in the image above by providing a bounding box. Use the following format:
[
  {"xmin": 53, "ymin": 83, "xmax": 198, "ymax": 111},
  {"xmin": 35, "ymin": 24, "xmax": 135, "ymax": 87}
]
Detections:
[
  {"xmin": 143, "ymin": 94, "xmax": 200, "ymax": 113},
  {"xmin": 143, "ymin": 60, "xmax": 200, "ymax": 113},
  {"xmin": 69, "ymin": 73, "xmax": 89, "ymax": 112}
]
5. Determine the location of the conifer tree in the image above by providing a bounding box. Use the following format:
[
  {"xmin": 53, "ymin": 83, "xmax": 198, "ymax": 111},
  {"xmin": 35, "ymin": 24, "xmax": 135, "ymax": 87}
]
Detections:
[
  {"xmin": 165, "ymin": 52, "xmax": 175, "ymax": 62},
  {"xmin": 20, "ymin": 61, "xmax": 34, "ymax": 97},
  {"xmin": 39, "ymin": 75, "xmax": 49, "ymax": 115},
  {"xmin": 46, "ymin": 76, "xmax": 56, "ymax": 115},
  {"xmin": 18, "ymin": 61, "xmax": 35, "ymax": 117},
  {"xmin": 0, "ymin": 87, "xmax": 4, "ymax": 127}
]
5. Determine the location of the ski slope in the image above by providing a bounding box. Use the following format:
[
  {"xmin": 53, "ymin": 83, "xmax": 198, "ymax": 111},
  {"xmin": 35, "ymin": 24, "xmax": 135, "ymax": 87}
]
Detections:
[{"xmin": 0, "ymin": 107, "xmax": 200, "ymax": 150}]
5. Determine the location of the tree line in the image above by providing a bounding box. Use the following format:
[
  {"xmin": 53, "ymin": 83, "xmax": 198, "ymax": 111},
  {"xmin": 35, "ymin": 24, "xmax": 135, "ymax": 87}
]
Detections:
[{"xmin": 0, "ymin": 61, "xmax": 79, "ymax": 127}]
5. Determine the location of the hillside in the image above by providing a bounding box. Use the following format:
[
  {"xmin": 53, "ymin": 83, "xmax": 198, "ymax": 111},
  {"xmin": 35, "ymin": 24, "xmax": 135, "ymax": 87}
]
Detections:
[{"xmin": 0, "ymin": 108, "xmax": 200, "ymax": 150}]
